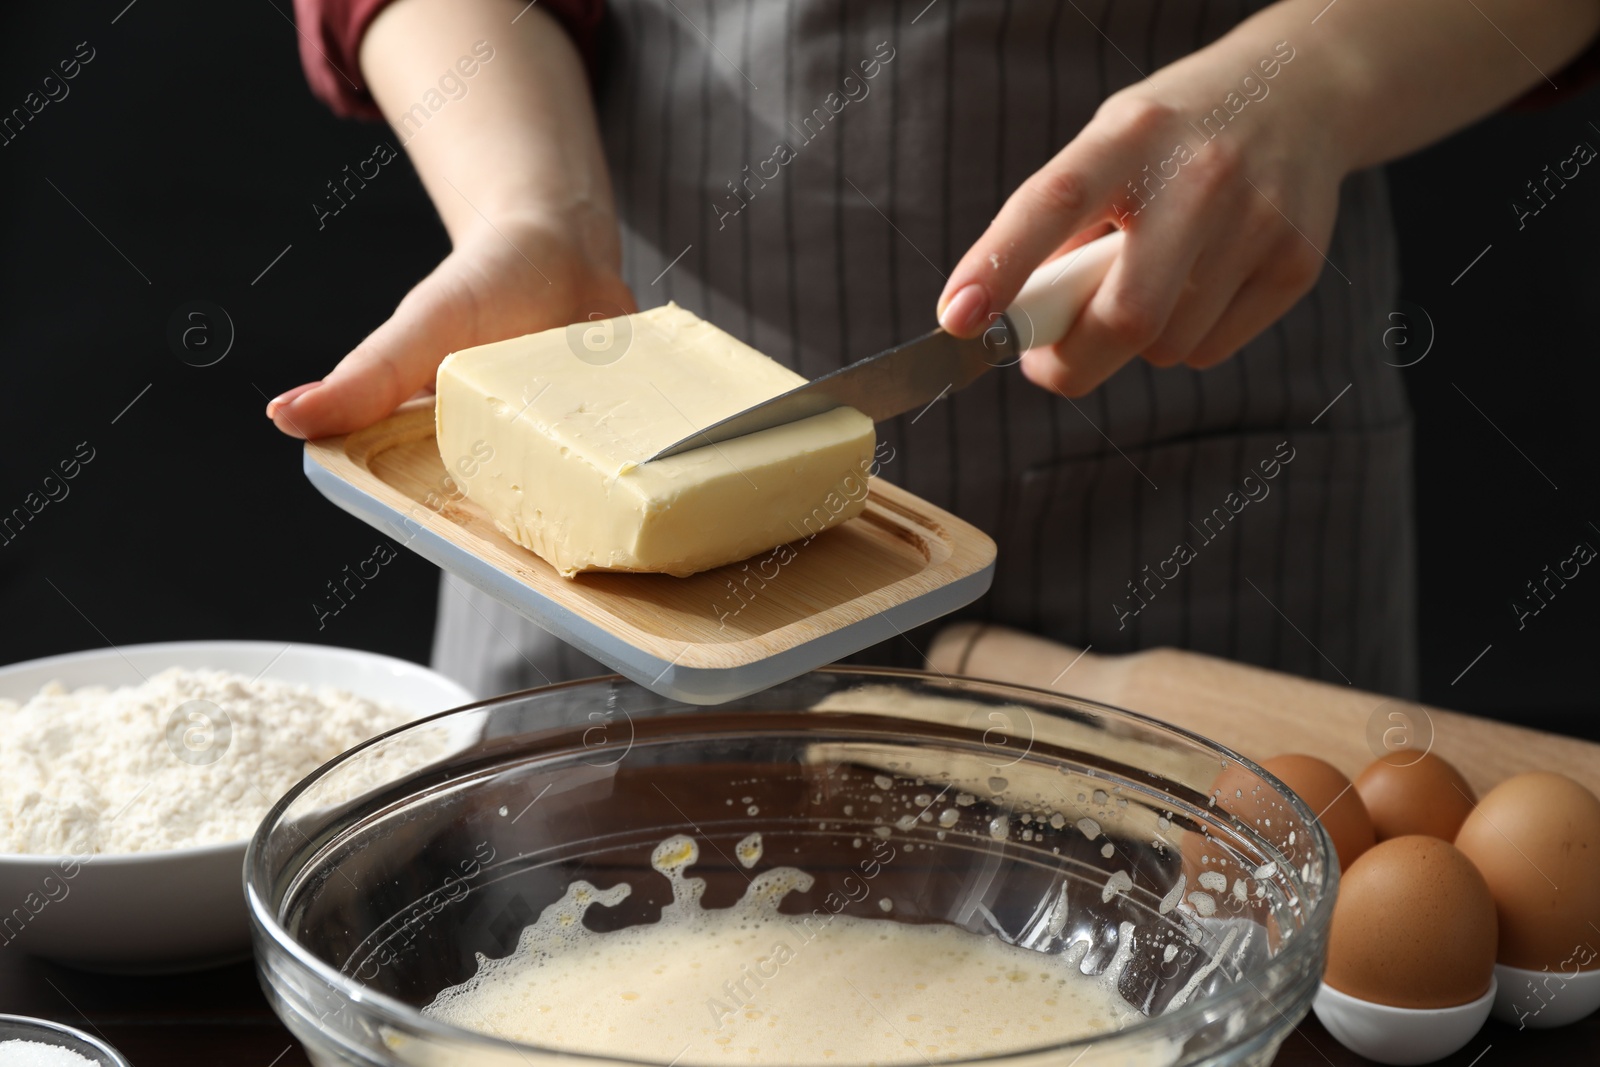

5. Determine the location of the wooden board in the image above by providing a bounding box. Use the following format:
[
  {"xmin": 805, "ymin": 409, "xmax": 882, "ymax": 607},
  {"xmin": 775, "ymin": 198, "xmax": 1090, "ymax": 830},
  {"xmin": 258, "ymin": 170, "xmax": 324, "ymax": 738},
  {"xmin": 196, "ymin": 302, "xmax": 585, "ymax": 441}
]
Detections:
[
  {"xmin": 926, "ymin": 623, "xmax": 1600, "ymax": 797},
  {"xmin": 303, "ymin": 402, "xmax": 995, "ymax": 704}
]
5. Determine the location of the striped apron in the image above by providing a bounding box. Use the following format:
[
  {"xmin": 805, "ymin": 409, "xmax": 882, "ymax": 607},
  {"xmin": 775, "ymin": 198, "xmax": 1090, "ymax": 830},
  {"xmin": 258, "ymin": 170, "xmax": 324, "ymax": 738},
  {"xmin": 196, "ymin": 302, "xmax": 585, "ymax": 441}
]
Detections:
[{"xmin": 433, "ymin": 0, "xmax": 1418, "ymax": 700}]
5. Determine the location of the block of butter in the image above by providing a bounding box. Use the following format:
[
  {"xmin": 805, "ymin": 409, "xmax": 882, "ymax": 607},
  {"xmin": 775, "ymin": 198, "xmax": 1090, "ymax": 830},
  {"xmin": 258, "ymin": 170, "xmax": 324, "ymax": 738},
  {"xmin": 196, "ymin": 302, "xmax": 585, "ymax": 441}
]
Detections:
[{"xmin": 435, "ymin": 304, "xmax": 877, "ymax": 578}]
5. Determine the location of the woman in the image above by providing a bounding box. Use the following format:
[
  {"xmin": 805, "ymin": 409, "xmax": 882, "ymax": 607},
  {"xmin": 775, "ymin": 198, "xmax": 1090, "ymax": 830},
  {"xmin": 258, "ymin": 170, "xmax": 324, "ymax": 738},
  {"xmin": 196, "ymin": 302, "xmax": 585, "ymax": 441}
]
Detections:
[{"xmin": 274, "ymin": 0, "xmax": 1599, "ymax": 698}]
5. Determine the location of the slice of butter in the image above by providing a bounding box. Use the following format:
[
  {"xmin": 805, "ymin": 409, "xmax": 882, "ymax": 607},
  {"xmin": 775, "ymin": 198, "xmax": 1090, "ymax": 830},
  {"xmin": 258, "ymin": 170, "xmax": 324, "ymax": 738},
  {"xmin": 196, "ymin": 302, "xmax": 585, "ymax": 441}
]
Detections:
[{"xmin": 435, "ymin": 304, "xmax": 877, "ymax": 577}]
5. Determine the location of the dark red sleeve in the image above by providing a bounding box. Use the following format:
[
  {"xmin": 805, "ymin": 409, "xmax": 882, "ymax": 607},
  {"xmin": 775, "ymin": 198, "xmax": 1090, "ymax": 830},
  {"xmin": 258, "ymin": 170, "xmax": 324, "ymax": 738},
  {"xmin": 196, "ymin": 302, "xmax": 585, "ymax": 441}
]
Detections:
[{"xmin": 292, "ymin": 0, "xmax": 606, "ymax": 119}]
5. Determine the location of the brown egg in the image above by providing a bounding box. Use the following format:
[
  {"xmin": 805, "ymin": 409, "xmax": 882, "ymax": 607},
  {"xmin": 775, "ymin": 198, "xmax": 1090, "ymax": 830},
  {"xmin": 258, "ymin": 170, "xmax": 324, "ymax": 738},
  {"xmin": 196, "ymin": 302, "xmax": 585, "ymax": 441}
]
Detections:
[
  {"xmin": 1355, "ymin": 751, "xmax": 1477, "ymax": 842},
  {"xmin": 1262, "ymin": 754, "xmax": 1375, "ymax": 871},
  {"xmin": 1455, "ymin": 772, "xmax": 1600, "ymax": 971},
  {"xmin": 1324, "ymin": 836, "xmax": 1498, "ymax": 1008},
  {"xmin": 1183, "ymin": 759, "xmax": 1301, "ymax": 919}
]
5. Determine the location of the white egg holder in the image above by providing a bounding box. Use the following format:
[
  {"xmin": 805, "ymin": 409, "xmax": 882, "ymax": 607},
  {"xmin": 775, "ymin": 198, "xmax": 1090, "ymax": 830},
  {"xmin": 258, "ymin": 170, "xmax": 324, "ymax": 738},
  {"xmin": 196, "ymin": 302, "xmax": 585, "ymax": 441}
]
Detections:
[
  {"xmin": 1491, "ymin": 960, "xmax": 1600, "ymax": 1030},
  {"xmin": 1315, "ymin": 961, "xmax": 1600, "ymax": 1064},
  {"xmin": 1313, "ymin": 978, "xmax": 1496, "ymax": 1066}
]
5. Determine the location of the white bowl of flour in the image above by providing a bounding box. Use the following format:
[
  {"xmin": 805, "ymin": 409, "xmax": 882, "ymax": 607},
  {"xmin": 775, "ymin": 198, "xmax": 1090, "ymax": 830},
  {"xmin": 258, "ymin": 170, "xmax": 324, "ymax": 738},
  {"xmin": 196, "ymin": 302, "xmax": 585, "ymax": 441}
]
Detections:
[{"xmin": 0, "ymin": 640, "xmax": 474, "ymax": 973}]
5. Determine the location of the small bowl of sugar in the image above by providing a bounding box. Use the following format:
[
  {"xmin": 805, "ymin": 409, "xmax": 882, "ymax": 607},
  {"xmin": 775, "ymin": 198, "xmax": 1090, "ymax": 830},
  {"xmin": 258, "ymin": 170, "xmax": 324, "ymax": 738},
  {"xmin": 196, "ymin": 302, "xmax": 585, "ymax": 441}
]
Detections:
[{"xmin": 0, "ymin": 1015, "xmax": 131, "ymax": 1067}]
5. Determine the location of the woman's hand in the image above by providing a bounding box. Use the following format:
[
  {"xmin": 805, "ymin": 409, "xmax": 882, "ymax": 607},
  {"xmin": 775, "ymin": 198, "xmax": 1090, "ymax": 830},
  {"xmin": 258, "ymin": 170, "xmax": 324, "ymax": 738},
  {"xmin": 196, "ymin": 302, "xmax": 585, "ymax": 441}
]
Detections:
[
  {"xmin": 266, "ymin": 212, "xmax": 634, "ymax": 439},
  {"xmin": 270, "ymin": 0, "xmax": 625, "ymax": 438},
  {"xmin": 939, "ymin": 0, "xmax": 1600, "ymax": 399},
  {"xmin": 938, "ymin": 39, "xmax": 1344, "ymax": 397}
]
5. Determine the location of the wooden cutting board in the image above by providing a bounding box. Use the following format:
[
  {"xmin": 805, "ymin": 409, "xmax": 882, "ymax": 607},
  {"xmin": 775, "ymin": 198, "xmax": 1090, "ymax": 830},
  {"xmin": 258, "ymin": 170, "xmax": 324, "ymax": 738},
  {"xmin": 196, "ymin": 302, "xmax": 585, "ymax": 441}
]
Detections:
[
  {"xmin": 302, "ymin": 401, "xmax": 995, "ymax": 704},
  {"xmin": 926, "ymin": 622, "xmax": 1600, "ymax": 797}
]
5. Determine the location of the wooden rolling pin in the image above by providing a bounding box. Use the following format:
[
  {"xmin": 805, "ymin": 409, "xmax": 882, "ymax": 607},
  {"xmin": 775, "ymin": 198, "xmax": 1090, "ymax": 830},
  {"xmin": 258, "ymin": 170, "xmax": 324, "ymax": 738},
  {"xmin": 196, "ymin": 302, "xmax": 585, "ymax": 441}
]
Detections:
[{"xmin": 926, "ymin": 622, "xmax": 1600, "ymax": 798}]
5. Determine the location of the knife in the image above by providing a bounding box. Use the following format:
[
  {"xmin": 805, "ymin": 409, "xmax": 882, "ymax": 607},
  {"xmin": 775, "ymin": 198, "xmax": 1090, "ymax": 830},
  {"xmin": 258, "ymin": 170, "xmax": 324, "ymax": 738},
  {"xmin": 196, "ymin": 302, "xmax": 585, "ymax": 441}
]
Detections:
[{"xmin": 646, "ymin": 228, "xmax": 1125, "ymax": 462}]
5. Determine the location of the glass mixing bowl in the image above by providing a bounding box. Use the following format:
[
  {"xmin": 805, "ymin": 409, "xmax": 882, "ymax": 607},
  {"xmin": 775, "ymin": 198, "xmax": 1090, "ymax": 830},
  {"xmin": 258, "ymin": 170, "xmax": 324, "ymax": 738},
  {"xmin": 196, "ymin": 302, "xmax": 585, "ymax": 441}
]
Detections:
[{"xmin": 247, "ymin": 669, "xmax": 1335, "ymax": 1067}]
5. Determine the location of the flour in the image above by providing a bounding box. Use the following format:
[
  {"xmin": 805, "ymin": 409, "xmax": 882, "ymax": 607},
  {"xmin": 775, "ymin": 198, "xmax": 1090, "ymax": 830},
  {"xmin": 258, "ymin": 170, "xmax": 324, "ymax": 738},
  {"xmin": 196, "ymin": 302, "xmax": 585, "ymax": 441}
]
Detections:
[
  {"xmin": 0, "ymin": 667, "xmax": 414, "ymax": 854},
  {"xmin": 0, "ymin": 1039, "xmax": 98, "ymax": 1066}
]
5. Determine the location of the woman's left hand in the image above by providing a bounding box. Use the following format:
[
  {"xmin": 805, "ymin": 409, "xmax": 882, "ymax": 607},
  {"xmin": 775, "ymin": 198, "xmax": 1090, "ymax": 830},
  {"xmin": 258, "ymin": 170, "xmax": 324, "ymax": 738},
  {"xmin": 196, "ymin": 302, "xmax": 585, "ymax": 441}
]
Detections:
[{"xmin": 936, "ymin": 36, "xmax": 1346, "ymax": 397}]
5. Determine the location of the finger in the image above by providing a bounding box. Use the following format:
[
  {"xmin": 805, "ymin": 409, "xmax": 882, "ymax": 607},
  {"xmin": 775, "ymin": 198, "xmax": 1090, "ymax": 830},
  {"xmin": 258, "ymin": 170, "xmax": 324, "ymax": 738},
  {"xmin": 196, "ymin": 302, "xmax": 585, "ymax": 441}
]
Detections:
[
  {"xmin": 1019, "ymin": 204, "xmax": 1208, "ymax": 395},
  {"xmin": 1057, "ymin": 219, "xmax": 1119, "ymax": 256},
  {"xmin": 270, "ymin": 267, "xmax": 471, "ymax": 439},
  {"xmin": 264, "ymin": 381, "xmax": 319, "ymax": 420},
  {"xmin": 1141, "ymin": 241, "xmax": 1255, "ymax": 367},
  {"xmin": 937, "ymin": 112, "xmax": 1154, "ymax": 336},
  {"xmin": 1184, "ymin": 249, "xmax": 1321, "ymax": 370},
  {"xmin": 1127, "ymin": 168, "xmax": 1256, "ymax": 367}
]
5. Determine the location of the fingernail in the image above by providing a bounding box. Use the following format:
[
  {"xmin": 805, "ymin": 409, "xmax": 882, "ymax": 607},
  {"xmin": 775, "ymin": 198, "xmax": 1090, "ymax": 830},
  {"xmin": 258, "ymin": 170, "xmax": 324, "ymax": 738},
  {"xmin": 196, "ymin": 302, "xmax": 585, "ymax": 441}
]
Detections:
[
  {"xmin": 939, "ymin": 283, "xmax": 989, "ymax": 337},
  {"xmin": 266, "ymin": 381, "xmax": 320, "ymax": 418}
]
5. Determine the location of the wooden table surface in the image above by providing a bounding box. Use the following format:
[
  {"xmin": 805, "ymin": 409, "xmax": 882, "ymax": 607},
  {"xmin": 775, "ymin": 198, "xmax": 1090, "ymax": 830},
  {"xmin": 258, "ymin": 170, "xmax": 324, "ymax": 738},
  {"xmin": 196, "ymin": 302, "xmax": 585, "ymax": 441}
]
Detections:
[{"xmin": 2, "ymin": 949, "xmax": 1592, "ymax": 1066}]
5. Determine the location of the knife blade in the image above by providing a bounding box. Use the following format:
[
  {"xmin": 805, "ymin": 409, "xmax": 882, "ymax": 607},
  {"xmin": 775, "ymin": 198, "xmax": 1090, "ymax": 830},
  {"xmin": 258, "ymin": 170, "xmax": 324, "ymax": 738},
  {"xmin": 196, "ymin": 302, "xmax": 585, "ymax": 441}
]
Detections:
[
  {"xmin": 644, "ymin": 228, "xmax": 1124, "ymax": 462},
  {"xmin": 645, "ymin": 323, "xmax": 1015, "ymax": 462}
]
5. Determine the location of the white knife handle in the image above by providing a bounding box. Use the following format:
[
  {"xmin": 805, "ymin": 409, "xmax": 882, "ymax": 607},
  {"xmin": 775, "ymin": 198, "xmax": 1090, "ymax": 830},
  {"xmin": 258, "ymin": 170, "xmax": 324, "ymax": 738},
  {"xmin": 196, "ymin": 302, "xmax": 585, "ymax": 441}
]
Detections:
[{"xmin": 1003, "ymin": 229, "xmax": 1124, "ymax": 351}]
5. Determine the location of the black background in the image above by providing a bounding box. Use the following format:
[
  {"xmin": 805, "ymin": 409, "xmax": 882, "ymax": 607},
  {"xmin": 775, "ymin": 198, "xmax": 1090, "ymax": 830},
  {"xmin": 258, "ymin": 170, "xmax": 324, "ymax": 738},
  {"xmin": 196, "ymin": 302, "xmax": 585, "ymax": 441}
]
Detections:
[{"xmin": 1, "ymin": 1, "xmax": 1596, "ymax": 738}]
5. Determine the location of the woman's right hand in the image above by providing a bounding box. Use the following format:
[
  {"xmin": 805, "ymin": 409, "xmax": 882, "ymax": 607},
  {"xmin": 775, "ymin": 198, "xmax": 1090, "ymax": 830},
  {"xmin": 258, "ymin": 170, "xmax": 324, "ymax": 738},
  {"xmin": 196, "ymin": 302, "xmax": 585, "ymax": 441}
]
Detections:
[{"xmin": 266, "ymin": 212, "xmax": 635, "ymax": 439}]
